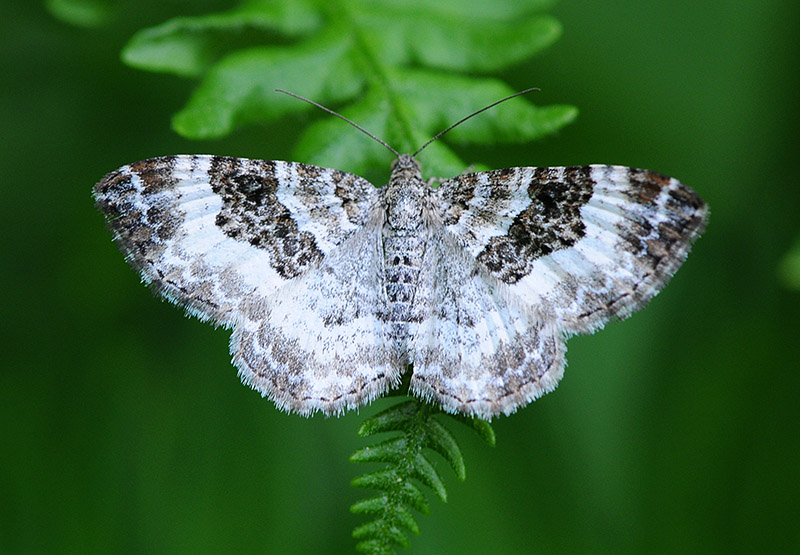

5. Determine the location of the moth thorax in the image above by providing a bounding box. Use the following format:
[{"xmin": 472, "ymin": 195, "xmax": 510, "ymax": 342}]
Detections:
[{"xmin": 384, "ymin": 176, "xmax": 427, "ymax": 231}]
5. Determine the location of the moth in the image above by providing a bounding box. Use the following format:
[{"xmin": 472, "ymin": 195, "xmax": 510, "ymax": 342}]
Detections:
[{"xmin": 94, "ymin": 91, "xmax": 707, "ymax": 419}]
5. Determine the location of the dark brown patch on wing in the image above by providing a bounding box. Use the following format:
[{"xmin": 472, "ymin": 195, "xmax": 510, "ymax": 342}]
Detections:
[
  {"xmin": 618, "ymin": 169, "xmax": 707, "ymax": 275},
  {"xmin": 439, "ymin": 173, "xmax": 478, "ymax": 225},
  {"xmin": 209, "ymin": 156, "xmax": 324, "ymax": 279},
  {"xmin": 477, "ymin": 166, "xmax": 595, "ymax": 284},
  {"xmin": 94, "ymin": 156, "xmax": 182, "ymax": 269},
  {"xmin": 625, "ymin": 168, "xmax": 666, "ymax": 204}
]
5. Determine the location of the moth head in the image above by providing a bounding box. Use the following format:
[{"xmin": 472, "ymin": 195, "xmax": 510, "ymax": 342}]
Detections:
[{"xmin": 390, "ymin": 154, "xmax": 421, "ymax": 173}]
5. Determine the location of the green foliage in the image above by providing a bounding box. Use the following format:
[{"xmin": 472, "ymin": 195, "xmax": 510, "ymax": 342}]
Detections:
[
  {"xmin": 116, "ymin": 0, "xmax": 576, "ymax": 177},
  {"xmin": 350, "ymin": 400, "xmax": 495, "ymax": 554}
]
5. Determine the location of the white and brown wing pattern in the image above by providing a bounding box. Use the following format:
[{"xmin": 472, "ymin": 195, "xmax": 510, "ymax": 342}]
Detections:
[
  {"xmin": 95, "ymin": 155, "xmax": 377, "ymax": 325},
  {"xmin": 230, "ymin": 218, "xmax": 403, "ymax": 416},
  {"xmin": 94, "ymin": 155, "xmax": 396, "ymax": 414},
  {"xmin": 421, "ymin": 165, "xmax": 706, "ymax": 418},
  {"xmin": 96, "ymin": 152, "xmax": 706, "ymax": 419},
  {"xmin": 410, "ymin": 226, "xmax": 567, "ymax": 418},
  {"xmin": 438, "ymin": 165, "xmax": 708, "ymax": 335}
]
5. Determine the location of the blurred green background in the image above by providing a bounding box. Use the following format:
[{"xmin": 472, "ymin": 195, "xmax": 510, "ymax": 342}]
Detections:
[{"xmin": 2, "ymin": 0, "xmax": 799, "ymax": 553}]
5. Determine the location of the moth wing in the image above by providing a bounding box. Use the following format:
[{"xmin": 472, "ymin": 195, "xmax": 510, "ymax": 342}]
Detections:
[
  {"xmin": 437, "ymin": 165, "xmax": 707, "ymax": 334},
  {"xmin": 410, "ymin": 230, "xmax": 565, "ymax": 419},
  {"xmin": 231, "ymin": 217, "xmax": 404, "ymax": 415},
  {"xmin": 94, "ymin": 155, "xmax": 378, "ymax": 327}
]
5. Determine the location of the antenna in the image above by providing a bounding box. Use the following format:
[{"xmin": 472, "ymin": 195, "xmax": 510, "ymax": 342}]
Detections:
[
  {"xmin": 274, "ymin": 89, "xmax": 399, "ymax": 157},
  {"xmin": 276, "ymin": 87, "xmax": 540, "ymax": 159},
  {"xmin": 411, "ymin": 87, "xmax": 539, "ymax": 157}
]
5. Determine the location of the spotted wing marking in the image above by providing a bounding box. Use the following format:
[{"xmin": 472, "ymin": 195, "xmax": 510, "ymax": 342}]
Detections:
[{"xmin": 438, "ymin": 165, "xmax": 707, "ymax": 334}]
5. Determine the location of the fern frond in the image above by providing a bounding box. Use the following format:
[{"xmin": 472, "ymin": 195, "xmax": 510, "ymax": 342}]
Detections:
[
  {"xmin": 350, "ymin": 399, "xmax": 494, "ymax": 553},
  {"xmin": 104, "ymin": 0, "xmax": 576, "ymax": 177}
]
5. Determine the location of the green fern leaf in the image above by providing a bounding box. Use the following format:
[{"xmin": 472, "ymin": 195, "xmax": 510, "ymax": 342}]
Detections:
[
  {"xmin": 357, "ymin": 400, "xmax": 419, "ymax": 437},
  {"xmin": 351, "ymin": 469, "xmax": 403, "ymax": 490},
  {"xmin": 350, "ymin": 496, "xmax": 390, "ymax": 515},
  {"xmin": 120, "ymin": 0, "xmax": 576, "ymax": 176},
  {"xmin": 354, "ymin": 539, "xmax": 395, "ymax": 555},
  {"xmin": 451, "ymin": 413, "xmax": 498, "ymax": 447},
  {"xmin": 391, "ymin": 505, "xmax": 420, "ymax": 535},
  {"xmin": 395, "ymin": 483, "xmax": 430, "ymax": 515},
  {"xmin": 409, "ymin": 453, "xmax": 447, "ymax": 502},
  {"xmin": 122, "ymin": 0, "xmax": 322, "ymax": 77},
  {"xmin": 351, "ymin": 437, "xmax": 407, "ymax": 464},
  {"xmin": 352, "ymin": 520, "xmax": 411, "ymax": 547},
  {"xmin": 422, "ymin": 417, "xmax": 466, "ymax": 480}
]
